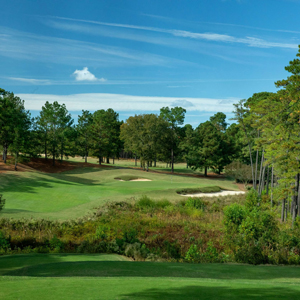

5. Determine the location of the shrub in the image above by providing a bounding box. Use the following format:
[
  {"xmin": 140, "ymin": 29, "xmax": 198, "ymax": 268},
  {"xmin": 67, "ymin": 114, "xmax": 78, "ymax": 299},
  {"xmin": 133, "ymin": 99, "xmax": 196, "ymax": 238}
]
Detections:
[
  {"xmin": 0, "ymin": 194, "xmax": 5, "ymax": 213},
  {"xmin": 95, "ymin": 225, "xmax": 112, "ymax": 241},
  {"xmin": 0, "ymin": 231, "xmax": 10, "ymax": 251},
  {"xmin": 136, "ymin": 195, "xmax": 156, "ymax": 208},
  {"xmin": 49, "ymin": 235, "xmax": 64, "ymax": 251},
  {"xmin": 185, "ymin": 197, "xmax": 206, "ymax": 210},
  {"xmin": 223, "ymin": 203, "xmax": 246, "ymax": 230},
  {"xmin": 176, "ymin": 186, "xmax": 221, "ymax": 195},
  {"xmin": 245, "ymin": 188, "xmax": 260, "ymax": 210}
]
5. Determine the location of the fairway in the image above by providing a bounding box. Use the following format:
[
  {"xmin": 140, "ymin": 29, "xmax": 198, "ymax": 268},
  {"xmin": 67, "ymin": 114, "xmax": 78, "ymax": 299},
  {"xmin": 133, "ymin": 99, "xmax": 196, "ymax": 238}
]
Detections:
[
  {"xmin": 0, "ymin": 166, "xmax": 239, "ymax": 220},
  {"xmin": 1, "ymin": 254, "xmax": 300, "ymax": 300}
]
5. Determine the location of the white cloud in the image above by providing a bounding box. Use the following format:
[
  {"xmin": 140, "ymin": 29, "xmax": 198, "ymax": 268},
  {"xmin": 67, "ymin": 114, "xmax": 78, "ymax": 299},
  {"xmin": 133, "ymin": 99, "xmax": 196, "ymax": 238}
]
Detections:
[
  {"xmin": 16, "ymin": 92, "xmax": 239, "ymax": 113},
  {"xmin": 50, "ymin": 16, "xmax": 299, "ymax": 49},
  {"xmin": 7, "ymin": 77, "xmax": 51, "ymax": 84},
  {"xmin": 72, "ymin": 67, "xmax": 106, "ymax": 82}
]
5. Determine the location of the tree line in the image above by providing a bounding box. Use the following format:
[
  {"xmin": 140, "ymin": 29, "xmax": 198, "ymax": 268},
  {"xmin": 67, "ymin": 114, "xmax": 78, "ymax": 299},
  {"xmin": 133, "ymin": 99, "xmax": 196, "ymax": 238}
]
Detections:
[
  {"xmin": 231, "ymin": 45, "xmax": 300, "ymax": 226},
  {"xmin": 0, "ymin": 89, "xmax": 245, "ymax": 174}
]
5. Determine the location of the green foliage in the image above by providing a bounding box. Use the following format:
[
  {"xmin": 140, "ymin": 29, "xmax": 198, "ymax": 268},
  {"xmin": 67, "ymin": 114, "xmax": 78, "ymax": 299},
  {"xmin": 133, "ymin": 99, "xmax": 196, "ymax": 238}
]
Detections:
[
  {"xmin": 244, "ymin": 188, "xmax": 260, "ymax": 210},
  {"xmin": 185, "ymin": 197, "xmax": 206, "ymax": 210},
  {"xmin": 0, "ymin": 194, "xmax": 5, "ymax": 213},
  {"xmin": 176, "ymin": 186, "xmax": 221, "ymax": 195},
  {"xmin": 49, "ymin": 235, "xmax": 64, "ymax": 251},
  {"xmin": 0, "ymin": 231, "xmax": 10, "ymax": 251},
  {"xmin": 223, "ymin": 203, "xmax": 247, "ymax": 229},
  {"xmin": 224, "ymin": 201, "xmax": 278, "ymax": 264},
  {"xmin": 135, "ymin": 195, "xmax": 171, "ymax": 209}
]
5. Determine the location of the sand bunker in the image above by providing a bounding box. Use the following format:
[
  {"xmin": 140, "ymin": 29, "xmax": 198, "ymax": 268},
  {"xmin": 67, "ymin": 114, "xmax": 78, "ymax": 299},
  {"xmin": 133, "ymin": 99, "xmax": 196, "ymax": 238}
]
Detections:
[
  {"xmin": 182, "ymin": 190, "xmax": 245, "ymax": 198},
  {"xmin": 118, "ymin": 178, "xmax": 152, "ymax": 182}
]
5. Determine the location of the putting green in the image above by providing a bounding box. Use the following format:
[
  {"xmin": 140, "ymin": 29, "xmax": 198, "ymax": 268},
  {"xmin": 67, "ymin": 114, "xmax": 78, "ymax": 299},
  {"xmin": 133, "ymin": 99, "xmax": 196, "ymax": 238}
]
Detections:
[
  {"xmin": 1, "ymin": 254, "xmax": 300, "ymax": 300},
  {"xmin": 0, "ymin": 167, "xmax": 238, "ymax": 220}
]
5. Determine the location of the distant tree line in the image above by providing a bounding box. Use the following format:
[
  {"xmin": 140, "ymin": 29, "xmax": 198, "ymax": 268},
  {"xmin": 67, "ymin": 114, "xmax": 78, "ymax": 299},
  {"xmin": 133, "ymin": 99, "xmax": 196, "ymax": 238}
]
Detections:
[{"xmin": 0, "ymin": 88, "xmax": 245, "ymax": 174}]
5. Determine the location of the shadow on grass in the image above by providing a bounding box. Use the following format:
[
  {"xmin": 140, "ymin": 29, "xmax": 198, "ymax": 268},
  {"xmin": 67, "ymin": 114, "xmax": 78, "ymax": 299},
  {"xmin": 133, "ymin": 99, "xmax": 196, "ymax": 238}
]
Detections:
[
  {"xmin": 3, "ymin": 261, "xmax": 300, "ymax": 281},
  {"xmin": 0, "ymin": 169, "xmax": 105, "ymax": 194},
  {"xmin": 120, "ymin": 285, "xmax": 299, "ymax": 300}
]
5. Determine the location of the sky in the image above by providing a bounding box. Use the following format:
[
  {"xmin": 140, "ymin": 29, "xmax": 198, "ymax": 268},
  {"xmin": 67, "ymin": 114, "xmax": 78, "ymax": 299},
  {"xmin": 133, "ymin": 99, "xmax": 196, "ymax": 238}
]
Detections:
[{"xmin": 1, "ymin": 0, "xmax": 300, "ymax": 127}]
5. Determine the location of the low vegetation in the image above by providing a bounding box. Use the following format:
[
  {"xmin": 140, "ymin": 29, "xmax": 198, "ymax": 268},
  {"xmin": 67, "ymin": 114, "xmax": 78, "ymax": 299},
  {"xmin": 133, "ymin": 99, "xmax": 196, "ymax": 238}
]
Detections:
[
  {"xmin": 1, "ymin": 190, "xmax": 300, "ymax": 265},
  {"xmin": 176, "ymin": 186, "xmax": 222, "ymax": 195}
]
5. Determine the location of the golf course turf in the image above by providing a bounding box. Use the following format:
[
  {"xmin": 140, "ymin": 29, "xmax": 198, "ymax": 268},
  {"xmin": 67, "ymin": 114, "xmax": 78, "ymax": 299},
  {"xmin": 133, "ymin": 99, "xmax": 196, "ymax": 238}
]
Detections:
[
  {"xmin": 0, "ymin": 164, "xmax": 239, "ymax": 220},
  {"xmin": 1, "ymin": 253, "xmax": 300, "ymax": 299}
]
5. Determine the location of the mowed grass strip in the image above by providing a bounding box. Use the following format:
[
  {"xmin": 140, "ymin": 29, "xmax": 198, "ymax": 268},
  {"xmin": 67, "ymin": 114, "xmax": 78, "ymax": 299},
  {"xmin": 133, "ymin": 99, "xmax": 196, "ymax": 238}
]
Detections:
[
  {"xmin": 1, "ymin": 254, "xmax": 300, "ymax": 299},
  {"xmin": 0, "ymin": 167, "xmax": 238, "ymax": 220}
]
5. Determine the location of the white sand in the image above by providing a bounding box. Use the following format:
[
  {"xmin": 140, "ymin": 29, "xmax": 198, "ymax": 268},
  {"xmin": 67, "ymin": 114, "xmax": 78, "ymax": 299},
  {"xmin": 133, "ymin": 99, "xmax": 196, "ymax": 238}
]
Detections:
[
  {"xmin": 182, "ymin": 190, "xmax": 245, "ymax": 198},
  {"xmin": 117, "ymin": 179, "xmax": 152, "ymax": 182},
  {"xmin": 130, "ymin": 179, "xmax": 152, "ymax": 181}
]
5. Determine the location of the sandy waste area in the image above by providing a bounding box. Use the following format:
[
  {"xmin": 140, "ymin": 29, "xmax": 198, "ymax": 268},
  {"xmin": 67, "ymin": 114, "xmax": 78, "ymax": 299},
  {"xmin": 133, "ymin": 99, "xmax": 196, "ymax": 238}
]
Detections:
[{"xmin": 182, "ymin": 190, "xmax": 245, "ymax": 197}]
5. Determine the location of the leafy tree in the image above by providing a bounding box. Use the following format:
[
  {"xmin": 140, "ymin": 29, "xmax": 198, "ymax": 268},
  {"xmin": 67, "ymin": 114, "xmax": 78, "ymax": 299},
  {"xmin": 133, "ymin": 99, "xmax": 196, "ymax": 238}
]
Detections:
[
  {"xmin": 187, "ymin": 121, "xmax": 221, "ymax": 176},
  {"xmin": 36, "ymin": 101, "xmax": 73, "ymax": 166},
  {"xmin": 76, "ymin": 110, "xmax": 93, "ymax": 163},
  {"xmin": 0, "ymin": 89, "xmax": 31, "ymax": 165},
  {"xmin": 91, "ymin": 109, "xmax": 121, "ymax": 165},
  {"xmin": 160, "ymin": 106, "xmax": 186, "ymax": 173},
  {"xmin": 121, "ymin": 114, "xmax": 169, "ymax": 170}
]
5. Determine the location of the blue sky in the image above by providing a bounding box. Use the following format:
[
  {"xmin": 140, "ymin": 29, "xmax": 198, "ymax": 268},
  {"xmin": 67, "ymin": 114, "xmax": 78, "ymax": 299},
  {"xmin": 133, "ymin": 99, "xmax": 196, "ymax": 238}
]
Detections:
[{"xmin": 1, "ymin": 0, "xmax": 300, "ymax": 126}]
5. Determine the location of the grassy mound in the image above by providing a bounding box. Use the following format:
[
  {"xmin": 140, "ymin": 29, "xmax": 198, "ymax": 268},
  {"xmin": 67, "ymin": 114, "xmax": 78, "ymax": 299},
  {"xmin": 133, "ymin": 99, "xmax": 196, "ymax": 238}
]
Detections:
[
  {"xmin": 176, "ymin": 186, "xmax": 222, "ymax": 195},
  {"xmin": 114, "ymin": 175, "xmax": 149, "ymax": 181}
]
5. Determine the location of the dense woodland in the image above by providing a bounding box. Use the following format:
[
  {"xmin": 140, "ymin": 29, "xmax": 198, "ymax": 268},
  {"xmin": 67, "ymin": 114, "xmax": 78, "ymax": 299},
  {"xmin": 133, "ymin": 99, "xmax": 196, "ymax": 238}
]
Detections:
[{"xmin": 1, "ymin": 46, "xmax": 300, "ymax": 265}]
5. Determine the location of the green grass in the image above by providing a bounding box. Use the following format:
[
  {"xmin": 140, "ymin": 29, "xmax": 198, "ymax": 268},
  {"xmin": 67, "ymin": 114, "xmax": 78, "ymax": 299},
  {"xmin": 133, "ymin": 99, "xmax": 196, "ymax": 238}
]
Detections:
[
  {"xmin": 0, "ymin": 167, "xmax": 238, "ymax": 220},
  {"xmin": 1, "ymin": 254, "xmax": 300, "ymax": 299}
]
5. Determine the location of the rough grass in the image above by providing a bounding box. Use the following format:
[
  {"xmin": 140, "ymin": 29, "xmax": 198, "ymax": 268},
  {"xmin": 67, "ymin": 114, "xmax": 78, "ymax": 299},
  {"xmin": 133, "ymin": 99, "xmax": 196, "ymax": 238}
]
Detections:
[
  {"xmin": 0, "ymin": 167, "xmax": 239, "ymax": 220},
  {"xmin": 176, "ymin": 186, "xmax": 222, "ymax": 195},
  {"xmin": 1, "ymin": 254, "xmax": 300, "ymax": 299}
]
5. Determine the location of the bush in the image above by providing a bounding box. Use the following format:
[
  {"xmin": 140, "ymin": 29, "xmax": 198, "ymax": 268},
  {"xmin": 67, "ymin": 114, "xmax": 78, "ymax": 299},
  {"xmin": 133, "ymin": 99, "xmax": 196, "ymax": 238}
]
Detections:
[
  {"xmin": 0, "ymin": 194, "xmax": 5, "ymax": 213},
  {"xmin": 185, "ymin": 198, "xmax": 206, "ymax": 210},
  {"xmin": 135, "ymin": 196, "xmax": 171, "ymax": 209},
  {"xmin": 245, "ymin": 188, "xmax": 260, "ymax": 210},
  {"xmin": 223, "ymin": 203, "xmax": 246, "ymax": 230},
  {"xmin": 136, "ymin": 195, "xmax": 156, "ymax": 208},
  {"xmin": 0, "ymin": 231, "xmax": 10, "ymax": 251}
]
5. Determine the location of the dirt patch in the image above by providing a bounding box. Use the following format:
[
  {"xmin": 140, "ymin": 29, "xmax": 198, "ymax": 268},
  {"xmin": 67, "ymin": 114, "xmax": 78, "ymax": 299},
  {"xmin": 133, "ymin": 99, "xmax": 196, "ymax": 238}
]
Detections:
[
  {"xmin": 181, "ymin": 190, "xmax": 245, "ymax": 198},
  {"xmin": 0, "ymin": 159, "xmax": 35, "ymax": 173},
  {"xmin": 0, "ymin": 157, "xmax": 115, "ymax": 174}
]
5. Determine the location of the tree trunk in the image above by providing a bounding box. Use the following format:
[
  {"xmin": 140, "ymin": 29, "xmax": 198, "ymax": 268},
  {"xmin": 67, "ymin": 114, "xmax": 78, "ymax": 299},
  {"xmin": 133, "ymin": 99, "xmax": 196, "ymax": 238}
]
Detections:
[
  {"xmin": 113, "ymin": 156, "xmax": 115, "ymax": 164},
  {"xmin": 135, "ymin": 155, "xmax": 137, "ymax": 166},
  {"xmin": 107, "ymin": 157, "xmax": 110, "ymax": 164},
  {"xmin": 146, "ymin": 161, "xmax": 149, "ymax": 172},
  {"xmin": 281, "ymin": 198, "xmax": 286, "ymax": 222},
  {"xmin": 85, "ymin": 138, "xmax": 88, "ymax": 163},
  {"xmin": 52, "ymin": 144, "xmax": 55, "ymax": 166},
  {"xmin": 271, "ymin": 166, "xmax": 274, "ymax": 207},
  {"xmin": 266, "ymin": 166, "xmax": 270, "ymax": 196},
  {"xmin": 258, "ymin": 151, "xmax": 265, "ymax": 196},
  {"xmin": 154, "ymin": 157, "xmax": 156, "ymax": 167},
  {"xmin": 3, "ymin": 144, "xmax": 7, "ymax": 163},
  {"xmin": 171, "ymin": 148, "xmax": 174, "ymax": 173},
  {"xmin": 14, "ymin": 152, "xmax": 18, "ymax": 171},
  {"xmin": 254, "ymin": 149, "xmax": 259, "ymax": 190},
  {"xmin": 99, "ymin": 148, "xmax": 101, "ymax": 165},
  {"xmin": 45, "ymin": 137, "xmax": 47, "ymax": 160},
  {"xmin": 204, "ymin": 166, "xmax": 208, "ymax": 177}
]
